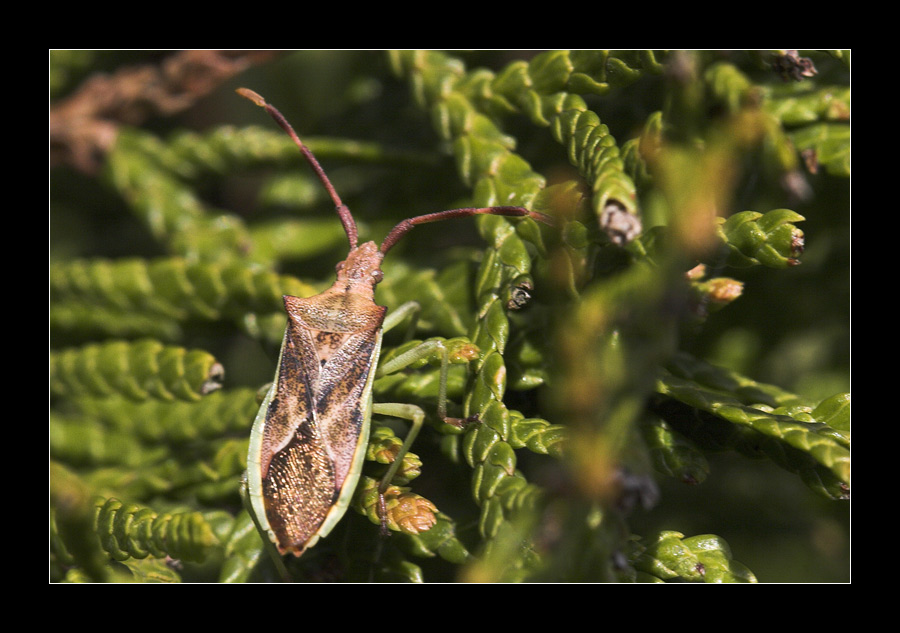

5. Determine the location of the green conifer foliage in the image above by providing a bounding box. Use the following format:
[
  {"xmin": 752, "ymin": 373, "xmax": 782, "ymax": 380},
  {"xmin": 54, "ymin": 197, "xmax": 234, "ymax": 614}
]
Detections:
[{"xmin": 51, "ymin": 50, "xmax": 849, "ymax": 582}]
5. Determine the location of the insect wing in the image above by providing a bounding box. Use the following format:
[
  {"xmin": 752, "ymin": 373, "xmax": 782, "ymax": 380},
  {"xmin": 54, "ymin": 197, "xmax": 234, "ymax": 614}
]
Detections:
[{"xmin": 247, "ymin": 294, "xmax": 386, "ymax": 556}]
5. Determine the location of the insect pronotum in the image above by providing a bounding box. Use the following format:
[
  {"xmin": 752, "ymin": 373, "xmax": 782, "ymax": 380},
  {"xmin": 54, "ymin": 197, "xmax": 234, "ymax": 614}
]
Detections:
[{"xmin": 239, "ymin": 88, "xmax": 554, "ymax": 558}]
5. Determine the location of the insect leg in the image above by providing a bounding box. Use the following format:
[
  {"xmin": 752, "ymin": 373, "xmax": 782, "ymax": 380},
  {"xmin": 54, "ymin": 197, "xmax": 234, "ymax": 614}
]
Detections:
[
  {"xmin": 375, "ymin": 338, "xmax": 474, "ymax": 425},
  {"xmin": 369, "ymin": 337, "xmax": 476, "ymax": 535},
  {"xmin": 381, "ymin": 301, "xmax": 420, "ymax": 341},
  {"xmin": 369, "ymin": 401, "xmax": 426, "ymax": 534}
]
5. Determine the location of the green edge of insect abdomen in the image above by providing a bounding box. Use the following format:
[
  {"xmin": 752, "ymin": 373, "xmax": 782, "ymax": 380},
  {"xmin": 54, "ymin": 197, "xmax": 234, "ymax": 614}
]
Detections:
[{"xmin": 246, "ymin": 343, "xmax": 283, "ymax": 550}]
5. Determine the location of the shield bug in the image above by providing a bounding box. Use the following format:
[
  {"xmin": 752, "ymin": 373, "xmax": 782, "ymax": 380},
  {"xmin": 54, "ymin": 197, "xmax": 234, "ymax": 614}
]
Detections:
[{"xmin": 239, "ymin": 88, "xmax": 554, "ymax": 559}]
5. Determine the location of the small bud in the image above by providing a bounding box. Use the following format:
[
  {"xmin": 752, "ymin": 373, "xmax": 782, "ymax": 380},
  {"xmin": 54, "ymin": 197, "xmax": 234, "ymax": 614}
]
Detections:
[
  {"xmin": 600, "ymin": 201, "xmax": 642, "ymax": 246},
  {"xmin": 368, "ymin": 426, "xmax": 403, "ymax": 464},
  {"xmin": 790, "ymin": 232, "xmax": 805, "ymax": 264},
  {"xmin": 385, "ymin": 490, "xmax": 437, "ymax": 534},
  {"xmin": 771, "ymin": 50, "xmax": 817, "ymax": 81},
  {"xmin": 506, "ymin": 276, "xmax": 535, "ymax": 310},
  {"xmin": 685, "ymin": 264, "xmax": 706, "ymax": 281},
  {"xmin": 706, "ymin": 277, "xmax": 744, "ymax": 304},
  {"xmin": 367, "ymin": 426, "xmax": 422, "ymax": 483},
  {"xmin": 446, "ymin": 338, "xmax": 480, "ymax": 363}
]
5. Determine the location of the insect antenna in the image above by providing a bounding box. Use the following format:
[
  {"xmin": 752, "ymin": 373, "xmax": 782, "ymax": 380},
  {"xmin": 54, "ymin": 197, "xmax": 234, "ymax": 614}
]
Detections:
[
  {"xmin": 237, "ymin": 88, "xmax": 359, "ymax": 249},
  {"xmin": 379, "ymin": 206, "xmax": 556, "ymax": 255}
]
